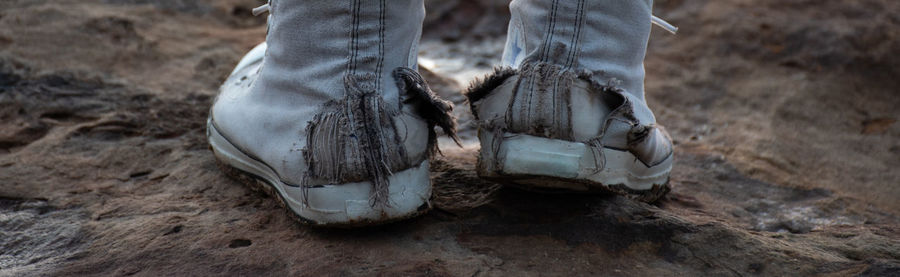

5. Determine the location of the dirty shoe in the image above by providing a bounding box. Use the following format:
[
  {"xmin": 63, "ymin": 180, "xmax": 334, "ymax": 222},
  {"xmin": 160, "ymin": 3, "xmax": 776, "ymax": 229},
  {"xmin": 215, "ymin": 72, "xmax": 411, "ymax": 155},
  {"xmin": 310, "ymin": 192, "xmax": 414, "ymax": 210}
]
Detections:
[
  {"xmin": 207, "ymin": 1, "xmax": 457, "ymax": 226},
  {"xmin": 466, "ymin": 0, "xmax": 674, "ymax": 202}
]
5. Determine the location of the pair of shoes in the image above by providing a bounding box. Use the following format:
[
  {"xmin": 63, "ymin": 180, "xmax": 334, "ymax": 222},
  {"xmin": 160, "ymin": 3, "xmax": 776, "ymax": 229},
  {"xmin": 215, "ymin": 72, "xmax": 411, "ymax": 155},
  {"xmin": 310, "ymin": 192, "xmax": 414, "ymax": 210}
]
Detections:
[{"xmin": 207, "ymin": 0, "xmax": 674, "ymax": 227}]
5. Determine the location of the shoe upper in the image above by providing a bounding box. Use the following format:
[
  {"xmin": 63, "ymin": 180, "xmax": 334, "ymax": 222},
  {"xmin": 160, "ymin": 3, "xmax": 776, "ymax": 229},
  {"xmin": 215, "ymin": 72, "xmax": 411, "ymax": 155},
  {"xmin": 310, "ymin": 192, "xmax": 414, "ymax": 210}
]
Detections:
[{"xmin": 468, "ymin": 0, "xmax": 673, "ymax": 168}]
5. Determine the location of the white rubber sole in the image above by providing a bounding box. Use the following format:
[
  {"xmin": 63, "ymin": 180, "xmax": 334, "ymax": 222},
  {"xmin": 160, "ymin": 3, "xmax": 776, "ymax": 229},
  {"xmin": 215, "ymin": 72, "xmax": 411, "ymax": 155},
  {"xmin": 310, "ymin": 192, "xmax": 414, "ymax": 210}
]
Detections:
[
  {"xmin": 477, "ymin": 129, "xmax": 671, "ymax": 198},
  {"xmin": 207, "ymin": 119, "xmax": 432, "ymax": 227}
]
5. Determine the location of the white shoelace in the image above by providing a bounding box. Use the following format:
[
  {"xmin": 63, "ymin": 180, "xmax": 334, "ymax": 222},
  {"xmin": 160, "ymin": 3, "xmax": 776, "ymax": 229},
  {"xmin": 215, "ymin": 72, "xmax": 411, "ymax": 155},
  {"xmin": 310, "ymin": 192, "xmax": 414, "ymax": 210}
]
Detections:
[
  {"xmin": 651, "ymin": 15, "xmax": 678, "ymax": 34},
  {"xmin": 252, "ymin": 4, "xmax": 270, "ymax": 16}
]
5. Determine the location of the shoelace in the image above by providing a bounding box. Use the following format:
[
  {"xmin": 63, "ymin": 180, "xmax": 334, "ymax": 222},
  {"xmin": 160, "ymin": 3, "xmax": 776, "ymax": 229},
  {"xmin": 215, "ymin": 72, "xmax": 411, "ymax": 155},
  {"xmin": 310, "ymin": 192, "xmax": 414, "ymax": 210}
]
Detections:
[
  {"xmin": 252, "ymin": 3, "xmax": 269, "ymax": 16},
  {"xmin": 651, "ymin": 15, "xmax": 678, "ymax": 34}
]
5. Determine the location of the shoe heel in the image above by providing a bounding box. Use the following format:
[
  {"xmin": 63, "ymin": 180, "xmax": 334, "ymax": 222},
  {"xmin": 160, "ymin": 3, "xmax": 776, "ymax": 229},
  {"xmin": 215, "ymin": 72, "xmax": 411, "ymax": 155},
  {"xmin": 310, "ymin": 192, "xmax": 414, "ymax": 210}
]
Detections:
[
  {"xmin": 476, "ymin": 129, "xmax": 672, "ymax": 200},
  {"xmin": 497, "ymin": 134, "xmax": 587, "ymax": 179},
  {"xmin": 208, "ymin": 118, "xmax": 432, "ymax": 227},
  {"xmin": 477, "ymin": 130, "xmax": 596, "ymax": 192}
]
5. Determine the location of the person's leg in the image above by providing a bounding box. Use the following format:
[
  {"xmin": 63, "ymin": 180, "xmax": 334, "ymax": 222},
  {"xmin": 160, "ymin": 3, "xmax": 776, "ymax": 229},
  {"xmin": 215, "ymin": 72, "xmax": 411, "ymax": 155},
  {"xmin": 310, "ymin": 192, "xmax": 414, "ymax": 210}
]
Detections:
[
  {"xmin": 209, "ymin": 0, "xmax": 457, "ymax": 226},
  {"xmin": 502, "ymin": 0, "xmax": 653, "ymax": 118},
  {"xmin": 468, "ymin": 0, "xmax": 673, "ymax": 201}
]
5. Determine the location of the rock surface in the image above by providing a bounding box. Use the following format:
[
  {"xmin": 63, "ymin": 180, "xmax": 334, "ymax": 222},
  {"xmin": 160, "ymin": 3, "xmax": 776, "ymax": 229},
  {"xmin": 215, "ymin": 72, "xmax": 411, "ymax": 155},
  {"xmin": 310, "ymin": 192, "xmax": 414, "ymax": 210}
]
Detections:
[{"xmin": 1, "ymin": 0, "xmax": 899, "ymax": 276}]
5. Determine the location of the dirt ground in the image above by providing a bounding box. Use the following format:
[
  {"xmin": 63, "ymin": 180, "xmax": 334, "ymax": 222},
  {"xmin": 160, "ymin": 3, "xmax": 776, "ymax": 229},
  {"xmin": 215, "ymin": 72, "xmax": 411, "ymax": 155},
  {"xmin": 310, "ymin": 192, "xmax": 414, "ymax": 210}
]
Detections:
[{"xmin": 1, "ymin": 0, "xmax": 899, "ymax": 276}]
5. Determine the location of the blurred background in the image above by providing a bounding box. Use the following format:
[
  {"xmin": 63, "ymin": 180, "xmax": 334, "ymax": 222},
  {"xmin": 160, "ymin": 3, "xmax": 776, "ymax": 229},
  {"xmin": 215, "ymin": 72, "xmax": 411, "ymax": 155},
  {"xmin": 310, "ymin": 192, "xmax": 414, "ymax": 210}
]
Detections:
[{"xmin": 0, "ymin": 0, "xmax": 898, "ymax": 276}]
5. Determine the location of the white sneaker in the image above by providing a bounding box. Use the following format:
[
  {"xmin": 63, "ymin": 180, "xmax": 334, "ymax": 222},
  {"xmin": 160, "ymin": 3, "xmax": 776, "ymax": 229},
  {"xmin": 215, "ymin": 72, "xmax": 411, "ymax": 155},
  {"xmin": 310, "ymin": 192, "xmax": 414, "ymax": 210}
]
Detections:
[
  {"xmin": 466, "ymin": 0, "xmax": 674, "ymax": 202},
  {"xmin": 208, "ymin": 1, "xmax": 457, "ymax": 226}
]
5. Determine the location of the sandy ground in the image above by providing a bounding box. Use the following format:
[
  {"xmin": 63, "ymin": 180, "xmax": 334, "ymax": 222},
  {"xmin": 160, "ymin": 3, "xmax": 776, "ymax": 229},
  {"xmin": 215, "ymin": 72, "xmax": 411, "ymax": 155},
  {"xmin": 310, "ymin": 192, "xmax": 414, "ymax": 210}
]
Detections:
[{"xmin": 1, "ymin": 0, "xmax": 899, "ymax": 276}]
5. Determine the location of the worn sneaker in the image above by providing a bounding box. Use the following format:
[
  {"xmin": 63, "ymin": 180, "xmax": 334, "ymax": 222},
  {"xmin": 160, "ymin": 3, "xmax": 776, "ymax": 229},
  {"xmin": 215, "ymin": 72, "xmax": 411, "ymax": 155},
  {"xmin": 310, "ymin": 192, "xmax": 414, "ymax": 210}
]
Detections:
[
  {"xmin": 207, "ymin": 1, "xmax": 457, "ymax": 226},
  {"xmin": 466, "ymin": 0, "xmax": 674, "ymax": 202}
]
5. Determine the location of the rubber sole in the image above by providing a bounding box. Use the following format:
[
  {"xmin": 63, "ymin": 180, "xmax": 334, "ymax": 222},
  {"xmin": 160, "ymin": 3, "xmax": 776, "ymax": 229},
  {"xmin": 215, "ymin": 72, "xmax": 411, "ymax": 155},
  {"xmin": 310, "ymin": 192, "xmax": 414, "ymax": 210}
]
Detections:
[
  {"xmin": 476, "ymin": 130, "xmax": 672, "ymax": 202},
  {"xmin": 207, "ymin": 118, "xmax": 432, "ymax": 227}
]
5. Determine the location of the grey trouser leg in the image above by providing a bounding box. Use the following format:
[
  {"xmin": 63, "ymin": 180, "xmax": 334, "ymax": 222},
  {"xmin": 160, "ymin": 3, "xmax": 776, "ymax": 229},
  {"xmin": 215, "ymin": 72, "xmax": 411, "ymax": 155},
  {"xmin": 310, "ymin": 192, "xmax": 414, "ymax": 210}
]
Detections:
[
  {"xmin": 501, "ymin": 0, "xmax": 656, "ymax": 124},
  {"xmin": 257, "ymin": 0, "xmax": 425, "ymax": 105}
]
